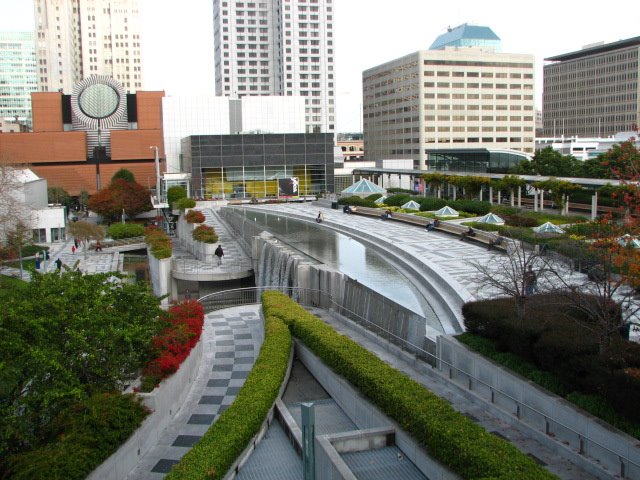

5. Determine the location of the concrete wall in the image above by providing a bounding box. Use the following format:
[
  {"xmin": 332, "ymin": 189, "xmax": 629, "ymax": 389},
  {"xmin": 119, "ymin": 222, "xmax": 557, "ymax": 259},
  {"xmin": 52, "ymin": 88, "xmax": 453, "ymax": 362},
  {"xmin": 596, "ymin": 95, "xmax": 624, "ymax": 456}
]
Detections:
[
  {"xmin": 88, "ymin": 338, "xmax": 204, "ymax": 480},
  {"xmin": 296, "ymin": 341, "xmax": 459, "ymax": 480},
  {"xmin": 437, "ymin": 335, "xmax": 640, "ymax": 479},
  {"xmin": 148, "ymin": 248, "xmax": 171, "ymax": 306},
  {"xmin": 176, "ymin": 212, "xmax": 218, "ymax": 263}
]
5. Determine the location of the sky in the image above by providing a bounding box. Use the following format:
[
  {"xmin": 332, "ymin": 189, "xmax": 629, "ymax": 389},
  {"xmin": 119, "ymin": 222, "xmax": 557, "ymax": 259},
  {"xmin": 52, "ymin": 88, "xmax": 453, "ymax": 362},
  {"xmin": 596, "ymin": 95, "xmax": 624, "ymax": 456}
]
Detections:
[{"xmin": 2, "ymin": 0, "xmax": 639, "ymax": 132}]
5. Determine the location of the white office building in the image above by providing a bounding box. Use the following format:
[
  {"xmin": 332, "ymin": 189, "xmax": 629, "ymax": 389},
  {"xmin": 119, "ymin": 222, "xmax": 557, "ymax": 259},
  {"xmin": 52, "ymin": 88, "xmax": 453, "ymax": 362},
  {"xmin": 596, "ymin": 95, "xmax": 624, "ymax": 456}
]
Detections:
[
  {"xmin": 213, "ymin": 0, "xmax": 336, "ymax": 134},
  {"xmin": 363, "ymin": 25, "xmax": 535, "ymax": 172},
  {"xmin": 162, "ymin": 95, "xmax": 306, "ymax": 172},
  {"xmin": 34, "ymin": 0, "xmax": 144, "ymax": 93}
]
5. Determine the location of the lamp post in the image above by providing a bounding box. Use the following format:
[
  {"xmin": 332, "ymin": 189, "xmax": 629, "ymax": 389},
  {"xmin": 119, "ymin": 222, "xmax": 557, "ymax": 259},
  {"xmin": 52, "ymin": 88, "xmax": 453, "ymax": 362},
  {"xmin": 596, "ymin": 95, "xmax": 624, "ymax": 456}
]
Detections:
[{"xmin": 149, "ymin": 145, "xmax": 161, "ymax": 202}]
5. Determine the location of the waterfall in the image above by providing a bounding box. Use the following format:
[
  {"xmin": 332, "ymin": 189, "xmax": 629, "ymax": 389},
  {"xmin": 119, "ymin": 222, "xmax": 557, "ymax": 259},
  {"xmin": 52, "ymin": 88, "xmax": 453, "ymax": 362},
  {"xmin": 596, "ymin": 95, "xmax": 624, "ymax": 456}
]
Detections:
[{"xmin": 255, "ymin": 234, "xmax": 304, "ymax": 289}]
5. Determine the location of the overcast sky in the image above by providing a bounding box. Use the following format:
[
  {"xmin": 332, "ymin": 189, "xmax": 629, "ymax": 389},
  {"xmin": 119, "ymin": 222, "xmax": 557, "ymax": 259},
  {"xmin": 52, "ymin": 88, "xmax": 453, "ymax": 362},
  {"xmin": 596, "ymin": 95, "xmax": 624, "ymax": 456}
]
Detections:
[{"xmin": 2, "ymin": 0, "xmax": 639, "ymax": 132}]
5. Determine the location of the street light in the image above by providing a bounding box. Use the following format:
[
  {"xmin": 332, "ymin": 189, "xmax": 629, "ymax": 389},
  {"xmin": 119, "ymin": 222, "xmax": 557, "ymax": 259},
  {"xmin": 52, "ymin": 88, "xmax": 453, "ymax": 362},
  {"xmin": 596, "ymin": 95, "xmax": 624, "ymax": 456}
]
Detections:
[{"xmin": 149, "ymin": 145, "xmax": 161, "ymax": 202}]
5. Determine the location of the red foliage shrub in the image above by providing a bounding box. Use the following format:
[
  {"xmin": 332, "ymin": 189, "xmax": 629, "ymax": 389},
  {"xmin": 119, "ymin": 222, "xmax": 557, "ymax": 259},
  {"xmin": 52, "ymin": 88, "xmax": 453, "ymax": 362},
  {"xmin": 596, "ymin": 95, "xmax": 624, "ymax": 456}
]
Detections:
[
  {"xmin": 185, "ymin": 210, "xmax": 205, "ymax": 224},
  {"xmin": 142, "ymin": 300, "xmax": 204, "ymax": 386}
]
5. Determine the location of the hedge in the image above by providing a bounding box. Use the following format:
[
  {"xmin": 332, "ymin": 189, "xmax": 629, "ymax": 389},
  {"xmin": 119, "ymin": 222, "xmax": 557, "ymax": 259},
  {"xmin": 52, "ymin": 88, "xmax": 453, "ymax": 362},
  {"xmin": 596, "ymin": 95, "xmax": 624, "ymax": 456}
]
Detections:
[
  {"xmin": 337, "ymin": 195, "xmax": 377, "ymax": 207},
  {"xmin": 107, "ymin": 223, "xmax": 145, "ymax": 239},
  {"xmin": 6, "ymin": 393, "xmax": 148, "ymax": 480},
  {"xmin": 165, "ymin": 293, "xmax": 292, "ymax": 480},
  {"xmin": 262, "ymin": 291, "xmax": 556, "ymax": 480}
]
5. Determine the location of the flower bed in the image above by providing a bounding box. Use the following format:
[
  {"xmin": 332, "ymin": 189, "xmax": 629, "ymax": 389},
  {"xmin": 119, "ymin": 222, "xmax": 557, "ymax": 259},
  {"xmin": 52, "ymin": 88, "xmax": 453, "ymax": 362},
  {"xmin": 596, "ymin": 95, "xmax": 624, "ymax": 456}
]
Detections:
[
  {"xmin": 192, "ymin": 224, "xmax": 218, "ymax": 244},
  {"xmin": 144, "ymin": 226, "xmax": 172, "ymax": 259},
  {"xmin": 185, "ymin": 210, "xmax": 205, "ymax": 224},
  {"xmin": 140, "ymin": 300, "xmax": 205, "ymax": 392}
]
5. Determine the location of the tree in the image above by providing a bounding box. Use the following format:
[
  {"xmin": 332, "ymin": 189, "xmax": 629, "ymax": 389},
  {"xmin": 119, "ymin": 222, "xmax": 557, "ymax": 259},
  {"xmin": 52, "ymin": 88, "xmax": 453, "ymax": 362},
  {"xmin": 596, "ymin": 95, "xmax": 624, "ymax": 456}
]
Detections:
[
  {"xmin": 421, "ymin": 172, "xmax": 447, "ymax": 198},
  {"xmin": 111, "ymin": 168, "xmax": 136, "ymax": 183},
  {"xmin": 469, "ymin": 238, "xmax": 555, "ymax": 322},
  {"xmin": 88, "ymin": 178, "xmax": 152, "ymax": 222},
  {"xmin": 78, "ymin": 190, "xmax": 90, "ymax": 212},
  {"xmin": 66, "ymin": 220, "xmax": 105, "ymax": 258},
  {"xmin": 47, "ymin": 187, "xmax": 70, "ymax": 207},
  {"xmin": 0, "ymin": 271, "xmax": 163, "ymax": 456},
  {"xmin": 517, "ymin": 147, "xmax": 582, "ymax": 177},
  {"xmin": 533, "ymin": 178, "xmax": 582, "ymax": 211},
  {"xmin": 167, "ymin": 185, "xmax": 187, "ymax": 206},
  {"xmin": 0, "ymin": 162, "xmax": 31, "ymax": 245},
  {"xmin": 497, "ymin": 175, "xmax": 527, "ymax": 206}
]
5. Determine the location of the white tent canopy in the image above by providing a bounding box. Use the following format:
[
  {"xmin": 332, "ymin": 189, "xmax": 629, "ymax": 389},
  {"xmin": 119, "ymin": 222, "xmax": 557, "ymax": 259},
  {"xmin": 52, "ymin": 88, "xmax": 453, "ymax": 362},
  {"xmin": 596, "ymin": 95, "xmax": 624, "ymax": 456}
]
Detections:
[
  {"xmin": 533, "ymin": 222, "xmax": 565, "ymax": 234},
  {"xmin": 434, "ymin": 206, "xmax": 459, "ymax": 217},
  {"xmin": 476, "ymin": 213, "xmax": 505, "ymax": 225},
  {"xmin": 401, "ymin": 200, "xmax": 421, "ymax": 210}
]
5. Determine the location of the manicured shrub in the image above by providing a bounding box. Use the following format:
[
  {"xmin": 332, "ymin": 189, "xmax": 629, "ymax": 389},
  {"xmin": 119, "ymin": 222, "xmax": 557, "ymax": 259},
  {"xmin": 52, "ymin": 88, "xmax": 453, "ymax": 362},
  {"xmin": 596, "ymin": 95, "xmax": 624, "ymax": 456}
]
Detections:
[
  {"xmin": 337, "ymin": 196, "xmax": 377, "ymax": 207},
  {"xmin": 503, "ymin": 214, "xmax": 539, "ymax": 227},
  {"xmin": 192, "ymin": 225, "xmax": 218, "ymax": 244},
  {"xmin": 185, "ymin": 210, "xmax": 205, "ymax": 224},
  {"xmin": 167, "ymin": 186, "xmax": 187, "ymax": 206},
  {"xmin": 144, "ymin": 226, "xmax": 172, "ymax": 259},
  {"xmin": 382, "ymin": 193, "xmax": 412, "ymax": 207},
  {"xmin": 107, "ymin": 223, "xmax": 145, "ymax": 239},
  {"xmin": 263, "ymin": 292, "xmax": 554, "ymax": 480},
  {"xmin": 449, "ymin": 199, "xmax": 492, "ymax": 215},
  {"xmin": 176, "ymin": 197, "xmax": 196, "ymax": 210},
  {"xmin": 166, "ymin": 294, "xmax": 291, "ymax": 480},
  {"xmin": 6, "ymin": 393, "xmax": 148, "ymax": 480}
]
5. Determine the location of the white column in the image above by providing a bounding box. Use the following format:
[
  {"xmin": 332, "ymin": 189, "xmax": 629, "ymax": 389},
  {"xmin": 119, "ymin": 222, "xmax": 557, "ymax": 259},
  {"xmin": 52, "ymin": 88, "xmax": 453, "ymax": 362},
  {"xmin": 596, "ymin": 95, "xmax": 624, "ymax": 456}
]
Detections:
[
  {"xmin": 489, "ymin": 186, "xmax": 493, "ymax": 205},
  {"xmin": 591, "ymin": 191, "xmax": 598, "ymax": 220},
  {"xmin": 540, "ymin": 190, "xmax": 545, "ymax": 211},
  {"xmin": 517, "ymin": 186, "xmax": 522, "ymax": 208}
]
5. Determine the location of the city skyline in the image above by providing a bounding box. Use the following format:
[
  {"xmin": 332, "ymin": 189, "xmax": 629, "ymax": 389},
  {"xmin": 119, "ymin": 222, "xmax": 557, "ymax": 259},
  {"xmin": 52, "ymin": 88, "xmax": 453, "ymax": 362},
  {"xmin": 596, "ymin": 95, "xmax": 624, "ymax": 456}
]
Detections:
[{"xmin": 2, "ymin": 0, "xmax": 639, "ymax": 132}]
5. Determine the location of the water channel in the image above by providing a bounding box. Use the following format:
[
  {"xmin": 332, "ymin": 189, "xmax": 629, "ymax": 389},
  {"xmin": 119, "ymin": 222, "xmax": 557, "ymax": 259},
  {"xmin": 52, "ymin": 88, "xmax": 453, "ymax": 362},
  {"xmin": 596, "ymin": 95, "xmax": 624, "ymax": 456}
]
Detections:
[{"xmin": 233, "ymin": 208, "xmax": 445, "ymax": 332}]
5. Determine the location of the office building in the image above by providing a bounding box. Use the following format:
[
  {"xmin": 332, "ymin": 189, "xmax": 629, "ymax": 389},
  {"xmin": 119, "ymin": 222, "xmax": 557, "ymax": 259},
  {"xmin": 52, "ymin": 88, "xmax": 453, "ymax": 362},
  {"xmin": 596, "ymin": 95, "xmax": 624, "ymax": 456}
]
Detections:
[
  {"xmin": 0, "ymin": 75, "xmax": 163, "ymax": 196},
  {"xmin": 0, "ymin": 32, "xmax": 38, "ymax": 129},
  {"xmin": 543, "ymin": 36, "xmax": 640, "ymax": 138},
  {"xmin": 213, "ymin": 0, "xmax": 336, "ymax": 134},
  {"xmin": 363, "ymin": 25, "xmax": 535, "ymax": 172},
  {"xmin": 162, "ymin": 95, "xmax": 305, "ymax": 173},
  {"xmin": 182, "ymin": 133, "xmax": 334, "ymax": 198},
  {"xmin": 34, "ymin": 0, "xmax": 144, "ymax": 93}
]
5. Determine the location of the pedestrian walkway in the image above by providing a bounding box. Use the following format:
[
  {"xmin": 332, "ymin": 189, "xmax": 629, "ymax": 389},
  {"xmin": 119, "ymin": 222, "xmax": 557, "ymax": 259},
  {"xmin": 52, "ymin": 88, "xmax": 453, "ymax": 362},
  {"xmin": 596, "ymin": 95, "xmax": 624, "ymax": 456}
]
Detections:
[
  {"xmin": 126, "ymin": 305, "xmax": 264, "ymax": 479},
  {"xmin": 171, "ymin": 208, "xmax": 253, "ymax": 278}
]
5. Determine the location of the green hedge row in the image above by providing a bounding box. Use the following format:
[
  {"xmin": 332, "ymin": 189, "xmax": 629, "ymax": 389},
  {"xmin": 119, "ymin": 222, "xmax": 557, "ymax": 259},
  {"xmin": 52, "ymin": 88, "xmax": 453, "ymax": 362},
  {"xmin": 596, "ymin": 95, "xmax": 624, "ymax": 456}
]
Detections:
[
  {"xmin": 337, "ymin": 195, "xmax": 378, "ymax": 207},
  {"xmin": 107, "ymin": 223, "xmax": 145, "ymax": 239},
  {"xmin": 176, "ymin": 198, "xmax": 196, "ymax": 210},
  {"xmin": 166, "ymin": 295, "xmax": 292, "ymax": 480},
  {"xmin": 6, "ymin": 393, "xmax": 148, "ymax": 480},
  {"xmin": 263, "ymin": 291, "xmax": 555, "ymax": 480}
]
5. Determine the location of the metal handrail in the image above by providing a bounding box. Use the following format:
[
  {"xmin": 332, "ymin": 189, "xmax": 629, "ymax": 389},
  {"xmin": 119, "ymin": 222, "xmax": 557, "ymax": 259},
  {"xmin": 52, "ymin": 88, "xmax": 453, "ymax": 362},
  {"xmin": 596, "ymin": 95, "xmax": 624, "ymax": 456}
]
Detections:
[{"xmin": 196, "ymin": 286, "xmax": 638, "ymax": 474}]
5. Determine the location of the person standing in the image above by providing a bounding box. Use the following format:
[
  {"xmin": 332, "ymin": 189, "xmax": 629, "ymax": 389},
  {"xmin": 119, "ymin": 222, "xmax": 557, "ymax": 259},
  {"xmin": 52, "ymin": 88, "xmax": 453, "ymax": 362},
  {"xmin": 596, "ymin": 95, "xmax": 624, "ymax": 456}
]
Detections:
[
  {"xmin": 524, "ymin": 265, "xmax": 537, "ymax": 295},
  {"xmin": 316, "ymin": 211, "xmax": 324, "ymax": 223},
  {"xmin": 215, "ymin": 245, "xmax": 224, "ymax": 265}
]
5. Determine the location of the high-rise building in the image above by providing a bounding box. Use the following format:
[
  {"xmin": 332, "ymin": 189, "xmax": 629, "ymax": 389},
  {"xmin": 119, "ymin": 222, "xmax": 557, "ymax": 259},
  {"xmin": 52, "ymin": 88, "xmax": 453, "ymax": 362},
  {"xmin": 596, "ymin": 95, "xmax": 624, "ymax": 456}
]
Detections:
[
  {"xmin": 34, "ymin": 0, "xmax": 144, "ymax": 93},
  {"xmin": 363, "ymin": 25, "xmax": 535, "ymax": 172},
  {"xmin": 212, "ymin": 0, "xmax": 336, "ymax": 134},
  {"xmin": 543, "ymin": 36, "xmax": 640, "ymax": 138},
  {"xmin": 0, "ymin": 31, "xmax": 38, "ymax": 129}
]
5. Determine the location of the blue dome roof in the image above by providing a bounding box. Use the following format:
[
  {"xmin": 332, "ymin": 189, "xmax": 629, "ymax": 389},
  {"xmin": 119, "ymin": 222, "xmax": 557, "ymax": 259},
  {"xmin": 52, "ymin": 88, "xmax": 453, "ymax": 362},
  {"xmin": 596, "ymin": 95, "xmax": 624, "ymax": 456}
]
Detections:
[{"xmin": 430, "ymin": 24, "xmax": 501, "ymax": 50}]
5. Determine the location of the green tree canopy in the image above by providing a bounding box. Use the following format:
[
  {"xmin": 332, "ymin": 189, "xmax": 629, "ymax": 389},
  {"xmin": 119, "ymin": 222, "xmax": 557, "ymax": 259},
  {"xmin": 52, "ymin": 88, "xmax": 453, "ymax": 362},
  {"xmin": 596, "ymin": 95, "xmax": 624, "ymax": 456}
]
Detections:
[
  {"xmin": 0, "ymin": 271, "xmax": 163, "ymax": 456},
  {"xmin": 517, "ymin": 146, "xmax": 582, "ymax": 177},
  {"xmin": 111, "ymin": 168, "xmax": 136, "ymax": 183},
  {"xmin": 47, "ymin": 187, "xmax": 70, "ymax": 207},
  {"xmin": 167, "ymin": 185, "xmax": 187, "ymax": 206}
]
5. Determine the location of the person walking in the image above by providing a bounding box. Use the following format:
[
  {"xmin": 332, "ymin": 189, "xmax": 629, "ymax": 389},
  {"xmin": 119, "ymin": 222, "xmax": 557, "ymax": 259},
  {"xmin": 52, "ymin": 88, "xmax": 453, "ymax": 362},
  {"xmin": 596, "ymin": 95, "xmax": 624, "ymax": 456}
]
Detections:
[
  {"xmin": 316, "ymin": 211, "xmax": 324, "ymax": 223},
  {"xmin": 55, "ymin": 258, "xmax": 63, "ymax": 270},
  {"xmin": 524, "ymin": 265, "xmax": 538, "ymax": 295},
  {"xmin": 215, "ymin": 245, "xmax": 224, "ymax": 265},
  {"xmin": 71, "ymin": 245, "xmax": 76, "ymax": 255}
]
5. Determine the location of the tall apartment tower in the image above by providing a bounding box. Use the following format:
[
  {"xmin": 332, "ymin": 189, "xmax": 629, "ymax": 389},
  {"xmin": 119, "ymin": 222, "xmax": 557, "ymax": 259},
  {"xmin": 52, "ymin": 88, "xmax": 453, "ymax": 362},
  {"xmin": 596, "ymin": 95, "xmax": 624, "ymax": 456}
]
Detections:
[
  {"xmin": 363, "ymin": 25, "xmax": 535, "ymax": 171},
  {"xmin": 34, "ymin": 0, "xmax": 144, "ymax": 93},
  {"xmin": 0, "ymin": 32, "xmax": 38, "ymax": 129},
  {"xmin": 543, "ymin": 36, "xmax": 640, "ymax": 138},
  {"xmin": 213, "ymin": 0, "xmax": 336, "ymax": 134}
]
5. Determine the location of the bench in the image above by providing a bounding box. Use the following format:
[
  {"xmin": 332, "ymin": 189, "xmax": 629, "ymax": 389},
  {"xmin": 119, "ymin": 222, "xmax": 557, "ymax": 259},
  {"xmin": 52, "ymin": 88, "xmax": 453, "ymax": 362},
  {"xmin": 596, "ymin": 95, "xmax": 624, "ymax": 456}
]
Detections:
[{"xmin": 345, "ymin": 204, "xmax": 508, "ymax": 251}]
